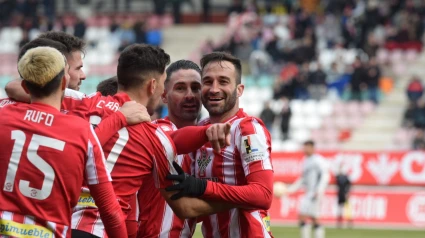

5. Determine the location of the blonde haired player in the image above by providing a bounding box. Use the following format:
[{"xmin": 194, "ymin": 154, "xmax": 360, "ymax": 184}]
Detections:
[
  {"xmin": 275, "ymin": 140, "xmax": 329, "ymax": 238},
  {"xmin": 0, "ymin": 47, "xmax": 126, "ymax": 237}
]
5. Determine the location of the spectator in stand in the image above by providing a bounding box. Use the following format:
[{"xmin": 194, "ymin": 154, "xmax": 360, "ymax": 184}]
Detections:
[
  {"xmin": 365, "ymin": 57, "xmax": 381, "ymax": 104},
  {"xmin": 228, "ymin": 0, "xmax": 245, "ymax": 14},
  {"xmin": 413, "ymin": 101, "xmax": 425, "ymax": 129},
  {"xmin": 74, "ymin": 18, "xmax": 87, "ymax": 39},
  {"xmin": 294, "ymin": 62, "xmax": 311, "ymax": 100},
  {"xmin": 308, "ymin": 63, "xmax": 327, "ymax": 100},
  {"xmin": 133, "ymin": 21, "xmax": 146, "ymax": 44},
  {"xmin": 406, "ymin": 76, "xmax": 423, "ymax": 102},
  {"xmin": 260, "ymin": 101, "xmax": 276, "ymax": 132},
  {"xmin": 326, "ymin": 62, "xmax": 342, "ymax": 84},
  {"xmin": 412, "ymin": 130, "xmax": 425, "ymax": 150},
  {"xmin": 403, "ymin": 102, "xmax": 416, "ymax": 128},
  {"xmin": 280, "ymin": 97, "xmax": 291, "ymax": 141},
  {"xmin": 349, "ymin": 57, "xmax": 366, "ymax": 101}
]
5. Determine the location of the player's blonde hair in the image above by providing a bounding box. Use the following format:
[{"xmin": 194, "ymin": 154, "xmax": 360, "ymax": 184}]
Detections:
[{"xmin": 18, "ymin": 46, "xmax": 66, "ymax": 87}]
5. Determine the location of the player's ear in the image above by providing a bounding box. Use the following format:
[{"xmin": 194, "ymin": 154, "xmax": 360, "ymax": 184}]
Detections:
[
  {"xmin": 236, "ymin": 84, "xmax": 244, "ymax": 98},
  {"xmin": 148, "ymin": 78, "xmax": 156, "ymax": 95},
  {"xmin": 161, "ymin": 89, "xmax": 168, "ymax": 103},
  {"xmin": 61, "ymin": 77, "xmax": 67, "ymax": 90},
  {"xmin": 21, "ymin": 80, "xmax": 30, "ymax": 94}
]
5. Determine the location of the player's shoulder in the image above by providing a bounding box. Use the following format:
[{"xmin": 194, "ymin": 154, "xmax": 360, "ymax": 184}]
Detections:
[
  {"xmin": 152, "ymin": 118, "xmax": 177, "ymax": 132},
  {"xmin": 198, "ymin": 117, "xmax": 211, "ymax": 126},
  {"xmin": 0, "ymin": 98, "xmax": 17, "ymax": 109},
  {"xmin": 233, "ymin": 116, "xmax": 268, "ymax": 136}
]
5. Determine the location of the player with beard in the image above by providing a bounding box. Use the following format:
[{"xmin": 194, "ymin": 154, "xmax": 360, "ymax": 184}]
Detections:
[
  {"xmin": 56, "ymin": 45, "xmax": 237, "ymax": 238},
  {"xmin": 137, "ymin": 60, "xmax": 203, "ymax": 237},
  {"xmin": 166, "ymin": 52, "xmax": 274, "ymax": 237}
]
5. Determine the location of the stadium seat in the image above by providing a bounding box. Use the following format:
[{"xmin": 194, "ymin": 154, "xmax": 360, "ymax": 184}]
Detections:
[
  {"xmin": 305, "ymin": 116, "xmax": 322, "ymax": 129},
  {"xmin": 360, "ymin": 101, "xmax": 375, "ymax": 115},
  {"xmin": 290, "ymin": 128, "xmax": 311, "ymax": 142},
  {"xmin": 405, "ymin": 49, "xmax": 418, "ymax": 62},
  {"xmin": 302, "ymin": 100, "xmax": 318, "ymax": 116},
  {"xmin": 281, "ymin": 140, "xmax": 301, "ymax": 151},
  {"xmin": 376, "ymin": 48, "xmax": 389, "ymax": 64},
  {"xmin": 346, "ymin": 101, "xmax": 360, "ymax": 116},
  {"xmin": 289, "ymin": 115, "xmax": 306, "ymax": 129},
  {"xmin": 85, "ymin": 27, "xmax": 100, "ymax": 42},
  {"xmin": 317, "ymin": 100, "xmax": 333, "ymax": 116},
  {"xmin": 290, "ymin": 100, "xmax": 304, "ymax": 116}
]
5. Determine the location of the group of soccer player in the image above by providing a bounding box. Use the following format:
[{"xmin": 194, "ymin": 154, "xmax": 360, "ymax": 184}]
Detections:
[{"xmin": 0, "ymin": 31, "xmax": 274, "ymax": 238}]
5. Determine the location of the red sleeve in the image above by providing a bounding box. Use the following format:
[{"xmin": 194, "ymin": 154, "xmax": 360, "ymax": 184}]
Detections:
[
  {"xmin": 85, "ymin": 126, "xmax": 112, "ymax": 185},
  {"xmin": 169, "ymin": 126, "xmax": 208, "ymax": 154},
  {"xmin": 152, "ymin": 127, "xmax": 178, "ymax": 189},
  {"xmin": 88, "ymin": 182, "xmax": 127, "ymax": 238},
  {"xmin": 201, "ymin": 170, "xmax": 273, "ymax": 210},
  {"xmin": 94, "ymin": 111, "xmax": 127, "ymax": 146}
]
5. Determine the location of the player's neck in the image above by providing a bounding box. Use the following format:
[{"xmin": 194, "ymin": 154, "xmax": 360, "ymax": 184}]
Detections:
[
  {"xmin": 209, "ymin": 104, "xmax": 240, "ymax": 124},
  {"xmin": 31, "ymin": 95, "xmax": 62, "ymax": 111},
  {"xmin": 120, "ymin": 89, "xmax": 149, "ymax": 107},
  {"xmin": 168, "ymin": 114, "xmax": 197, "ymax": 129}
]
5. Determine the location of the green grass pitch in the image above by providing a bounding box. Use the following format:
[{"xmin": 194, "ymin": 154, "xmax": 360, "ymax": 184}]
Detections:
[{"xmin": 192, "ymin": 225, "xmax": 424, "ymax": 238}]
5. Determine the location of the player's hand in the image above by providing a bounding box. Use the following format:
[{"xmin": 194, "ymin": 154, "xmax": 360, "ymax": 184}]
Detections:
[
  {"xmin": 206, "ymin": 123, "xmax": 231, "ymax": 153},
  {"xmin": 119, "ymin": 101, "xmax": 151, "ymax": 125},
  {"xmin": 165, "ymin": 161, "xmax": 207, "ymax": 200}
]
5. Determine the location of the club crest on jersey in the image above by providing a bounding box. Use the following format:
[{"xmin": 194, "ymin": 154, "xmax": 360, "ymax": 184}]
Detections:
[
  {"xmin": 244, "ymin": 136, "xmax": 258, "ymax": 154},
  {"xmin": 197, "ymin": 149, "xmax": 211, "ymax": 177}
]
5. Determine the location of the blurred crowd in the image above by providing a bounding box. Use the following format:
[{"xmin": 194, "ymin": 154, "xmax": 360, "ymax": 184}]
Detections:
[
  {"xmin": 403, "ymin": 75, "xmax": 425, "ymax": 149},
  {"xmin": 197, "ymin": 0, "xmax": 425, "ymax": 139},
  {"xmin": 0, "ymin": 0, "xmax": 167, "ymax": 52}
]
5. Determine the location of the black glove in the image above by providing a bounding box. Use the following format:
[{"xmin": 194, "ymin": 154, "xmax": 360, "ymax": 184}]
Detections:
[{"xmin": 165, "ymin": 161, "xmax": 207, "ymax": 200}]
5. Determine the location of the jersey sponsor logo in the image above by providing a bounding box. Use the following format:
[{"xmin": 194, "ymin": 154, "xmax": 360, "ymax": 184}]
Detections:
[
  {"xmin": 0, "ymin": 99, "xmax": 16, "ymax": 108},
  {"xmin": 77, "ymin": 192, "xmax": 97, "ymax": 207},
  {"xmin": 244, "ymin": 136, "xmax": 258, "ymax": 154},
  {"xmin": 262, "ymin": 216, "xmax": 271, "ymax": 232},
  {"xmin": 242, "ymin": 135, "xmax": 265, "ymax": 164},
  {"xmin": 197, "ymin": 148, "xmax": 212, "ymax": 177},
  {"xmin": 0, "ymin": 219, "xmax": 53, "ymax": 238},
  {"xmin": 367, "ymin": 154, "xmax": 399, "ymax": 185}
]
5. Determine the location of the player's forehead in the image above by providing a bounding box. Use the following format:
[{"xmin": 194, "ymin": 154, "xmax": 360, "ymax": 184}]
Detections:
[
  {"xmin": 169, "ymin": 69, "xmax": 201, "ymax": 86},
  {"xmin": 66, "ymin": 51, "xmax": 83, "ymax": 67},
  {"xmin": 202, "ymin": 61, "xmax": 236, "ymax": 80}
]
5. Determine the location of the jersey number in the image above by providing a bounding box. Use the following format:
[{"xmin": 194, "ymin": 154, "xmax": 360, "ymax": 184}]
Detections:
[
  {"xmin": 90, "ymin": 115, "xmax": 129, "ymax": 172},
  {"xmin": 3, "ymin": 130, "xmax": 65, "ymax": 200}
]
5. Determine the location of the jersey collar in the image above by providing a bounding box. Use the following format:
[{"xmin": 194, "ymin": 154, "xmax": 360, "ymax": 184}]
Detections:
[{"xmin": 113, "ymin": 92, "xmax": 132, "ymax": 105}]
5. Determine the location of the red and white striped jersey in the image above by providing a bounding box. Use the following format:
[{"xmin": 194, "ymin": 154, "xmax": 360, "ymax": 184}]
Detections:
[
  {"xmin": 0, "ymin": 102, "xmax": 111, "ymax": 238},
  {"xmin": 61, "ymin": 91, "xmax": 178, "ymax": 237},
  {"xmin": 195, "ymin": 109, "xmax": 273, "ymax": 238},
  {"xmin": 136, "ymin": 118, "xmax": 196, "ymax": 238}
]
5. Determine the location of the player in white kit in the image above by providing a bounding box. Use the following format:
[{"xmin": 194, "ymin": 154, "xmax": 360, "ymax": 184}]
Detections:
[{"xmin": 287, "ymin": 140, "xmax": 330, "ymax": 238}]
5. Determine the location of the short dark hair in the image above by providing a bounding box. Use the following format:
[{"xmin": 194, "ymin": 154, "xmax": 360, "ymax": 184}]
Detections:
[
  {"xmin": 200, "ymin": 52, "xmax": 242, "ymax": 84},
  {"xmin": 18, "ymin": 38, "xmax": 68, "ymax": 60},
  {"xmin": 37, "ymin": 31, "xmax": 86, "ymax": 55},
  {"xmin": 117, "ymin": 44, "xmax": 170, "ymax": 90},
  {"xmin": 165, "ymin": 60, "xmax": 201, "ymax": 86},
  {"xmin": 97, "ymin": 76, "xmax": 118, "ymax": 96},
  {"xmin": 304, "ymin": 140, "xmax": 315, "ymax": 146},
  {"xmin": 23, "ymin": 70, "xmax": 64, "ymax": 98}
]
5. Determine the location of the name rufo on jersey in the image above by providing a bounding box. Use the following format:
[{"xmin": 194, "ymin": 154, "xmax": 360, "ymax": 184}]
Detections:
[{"xmin": 23, "ymin": 110, "xmax": 54, "ymax": 126}]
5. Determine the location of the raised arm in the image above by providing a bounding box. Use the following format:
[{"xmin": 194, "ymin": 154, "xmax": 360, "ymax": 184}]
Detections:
[
  {"xmin": 169, "ymin": 123, "xmax": 230, "ymax": 154},
  {"xmin": 5, "ymin": 79, "xmax": 30, "ymax": 102},
  {"xmin": 85, "ymin": 126, "xmax": 127, "ymax": 237}
]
